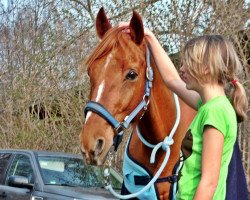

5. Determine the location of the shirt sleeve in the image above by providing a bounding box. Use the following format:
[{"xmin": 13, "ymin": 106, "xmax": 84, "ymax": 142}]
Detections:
[{"xmin": 201, "ymin": 105, "xmax": 228, "ymax": 137}]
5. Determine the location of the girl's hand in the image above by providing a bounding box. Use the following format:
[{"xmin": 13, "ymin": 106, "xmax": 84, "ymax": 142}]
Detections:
[
  {"xmin": 118, "ymin": 22, "xmax": 130, "ymax": 33},
  {"xmin": 143, "ymin": 27, "xmax": 155, "ymax": 40},
  {"xmin": 118, "ymin": 22, "xmax": 155, "ymax": 40},
  {"xmin": 118, "ymin": 22, "xmax": 129, "ymax": 28}
]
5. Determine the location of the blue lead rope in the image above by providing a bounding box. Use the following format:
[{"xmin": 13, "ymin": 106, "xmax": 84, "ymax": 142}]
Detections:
[{"xmin": 105, "ymin": 93, "xmax": 181, "ymax": 199}]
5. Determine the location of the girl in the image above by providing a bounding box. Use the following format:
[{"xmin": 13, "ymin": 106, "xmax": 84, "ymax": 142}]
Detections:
[{"xmin": 143, "ymin": 32, "xmax": 248, "ymax": 199}]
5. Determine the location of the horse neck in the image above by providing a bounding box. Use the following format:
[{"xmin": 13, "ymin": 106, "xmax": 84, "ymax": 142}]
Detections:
[{"xmin": 138, "ymin": 58, "xmax": 177, "ymax": 145}]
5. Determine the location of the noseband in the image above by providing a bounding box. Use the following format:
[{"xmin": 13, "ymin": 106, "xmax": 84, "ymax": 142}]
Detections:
[{"xmin": 84, "ymin": 47, "xmax": 153, "ymax": 151}]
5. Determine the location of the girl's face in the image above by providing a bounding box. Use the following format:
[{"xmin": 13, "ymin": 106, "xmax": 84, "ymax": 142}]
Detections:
[{"xmin": 180, "ymin": 65, "xmax": 199, "ymax": 91}]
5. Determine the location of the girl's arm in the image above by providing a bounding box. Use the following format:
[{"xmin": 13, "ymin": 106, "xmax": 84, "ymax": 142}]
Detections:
[
  {"xmin": 144, "ymin": 30, "xmax": 200, "ymax": 110},
  {"xmin": 193, "ymin": 125, "xmax": 224, "ymax": 199}
]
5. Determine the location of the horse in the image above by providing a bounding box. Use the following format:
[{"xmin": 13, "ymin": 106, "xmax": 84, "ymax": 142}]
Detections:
[{"xmin": 80, "ymin": 8, "xmax": 196, "ymax": 200}]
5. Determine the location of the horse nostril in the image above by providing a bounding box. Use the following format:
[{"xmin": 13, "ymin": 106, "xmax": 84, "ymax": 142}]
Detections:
[{"xmin": 94, "ymin": 138, "xmax": 104, "ymax": 156}]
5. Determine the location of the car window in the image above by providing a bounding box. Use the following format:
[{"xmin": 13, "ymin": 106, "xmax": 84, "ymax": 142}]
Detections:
[
  {"xmin": 38, "ymin": 156, "xmax": 100, "ymax": 187},
  {"xmin": 38, "ymin": 156, "xmax": 122, "ymax": 189},
  {"xmin": 0, "ymin": 153, "xmax": 12, "ymax": 183},
  {"xmin": 6, "ymin": 154, "xmax": 34, "ymax": 184}
]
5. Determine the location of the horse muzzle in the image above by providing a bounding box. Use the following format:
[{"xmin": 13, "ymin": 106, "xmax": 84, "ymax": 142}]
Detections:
[
  {"xmin": 80, "ymin": 124, "xmax": 113, "ymax": 166},
  {"xmin": 80, "ymin": 143, "xmax": 104, "ymax": 166}
]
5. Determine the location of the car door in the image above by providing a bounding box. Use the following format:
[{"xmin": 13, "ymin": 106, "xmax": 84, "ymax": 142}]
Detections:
[
  {"xmin": 0, "ymin": 153, "xmax": 12, "ymax": 199},
  {"xmin": 0, "ymin": 153, "xmax": 34, "ymax": 200}
]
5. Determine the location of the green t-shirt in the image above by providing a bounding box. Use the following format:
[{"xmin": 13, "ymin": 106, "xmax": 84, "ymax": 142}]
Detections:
[{"xmin": 176, "ymin": 96, "xmax": 237, "ymax": 200}]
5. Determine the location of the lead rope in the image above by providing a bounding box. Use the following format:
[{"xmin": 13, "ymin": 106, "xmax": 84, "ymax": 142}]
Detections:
[
  {"xmin": 104, "ymin": 150, "xmax": 114, "ymax": 187},
  {"xmin": 104, "ymin": 93, "xmax": 181, "ymax": 199}
]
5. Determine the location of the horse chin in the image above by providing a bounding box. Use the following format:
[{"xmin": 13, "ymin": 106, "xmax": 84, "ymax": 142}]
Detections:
[
  {"xmin": 81, "ymin": 144, "xmax": 113, "ymax": 166},
  {"xmin": 96, "ymin": 157, "xmax": 106, "ymax": 166},
  {"xmin": 85, "ymin": 151, "xmax": 109, "ymax": 166},
  {"xmin": 81, "ymin": 153, "xmax": 102, "ymax": 166},
  {"xmin": 95, "ymin": 146, "xmax": 112, "ymax": 166},
  {"xmin": 89, "ymin": 158, "xmax": 103, "ymax": 166}
]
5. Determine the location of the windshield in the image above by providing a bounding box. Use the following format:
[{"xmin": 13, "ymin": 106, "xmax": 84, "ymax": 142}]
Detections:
[{"xmin": 37, "ymin": 156, "xmax": 109, "ymax": 188}]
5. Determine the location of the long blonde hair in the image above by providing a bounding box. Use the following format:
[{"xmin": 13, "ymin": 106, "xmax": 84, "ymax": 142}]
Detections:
[{"xmin": 182, "ymin": 35, "xmax": 248, "ymax": 122}]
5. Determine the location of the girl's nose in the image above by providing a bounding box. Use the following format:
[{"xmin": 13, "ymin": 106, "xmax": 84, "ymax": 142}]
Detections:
[
  {"xmin": 180, "ymin": 65, "xmax": 185, "ymax": 72},
  {"xmin": 179, "ymin": 65, "xmax": 185, "ymax": 75}
]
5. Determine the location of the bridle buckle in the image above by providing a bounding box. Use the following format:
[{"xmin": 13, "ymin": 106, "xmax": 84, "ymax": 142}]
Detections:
[{"xmin": 114, "ymin": 123, "xmax": 125, "ymax": 134}]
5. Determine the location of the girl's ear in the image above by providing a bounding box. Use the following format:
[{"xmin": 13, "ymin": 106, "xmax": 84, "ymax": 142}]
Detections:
[
  {"xmin": 204, "ymin": 65, "xmax": 210, "ymax": 75},
  {"xmin": 96, "ymin": 7, "xmax": 112, "ymax": 39},
  {"xmin": 129, "ymin": 11, "xmax": 144, "ymax": 45}
]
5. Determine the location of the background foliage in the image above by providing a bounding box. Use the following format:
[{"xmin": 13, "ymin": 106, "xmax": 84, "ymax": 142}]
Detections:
[{"xmin": 0, "ymin": 0, "xmax": 249, "ymax": 190}]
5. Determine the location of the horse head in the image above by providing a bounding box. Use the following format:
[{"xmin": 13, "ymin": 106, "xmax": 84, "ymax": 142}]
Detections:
[{"xmin": 80, "ymin": 8, "xmax": 148, "ymax": 165}]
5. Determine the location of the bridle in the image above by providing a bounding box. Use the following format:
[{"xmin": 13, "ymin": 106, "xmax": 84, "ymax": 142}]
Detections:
[
  {"xmin": 84, "ymin": 46, "xmax": 181, "ymax": 199},
  {"xmin": 84, "ymin": 46, "xmax": 153, "ymax": 151}
]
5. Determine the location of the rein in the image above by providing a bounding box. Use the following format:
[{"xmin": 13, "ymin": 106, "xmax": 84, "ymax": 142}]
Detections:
[{"xmin": 84, "ymin": 46, "xmax": 181, "ymax": 199}]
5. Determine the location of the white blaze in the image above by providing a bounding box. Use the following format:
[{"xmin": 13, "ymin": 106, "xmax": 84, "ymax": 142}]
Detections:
[
  {"xmin": 95, "ymin": 81, "xmax": 105, "ymax": 102},
  {"xmin": 85, "ymin": 54, "xmax": 113, "ymax": 124}
]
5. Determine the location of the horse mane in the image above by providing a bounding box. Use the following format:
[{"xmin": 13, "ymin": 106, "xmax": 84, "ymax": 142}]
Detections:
[{"xmin": 85, "ymin": 26, "xmax": 130, "ymax": 70}]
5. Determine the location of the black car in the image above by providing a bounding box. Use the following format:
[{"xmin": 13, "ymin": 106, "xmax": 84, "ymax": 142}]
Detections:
[{"xmin": 0, "ymin": 149, "xmax": 121, "ymax": 200}]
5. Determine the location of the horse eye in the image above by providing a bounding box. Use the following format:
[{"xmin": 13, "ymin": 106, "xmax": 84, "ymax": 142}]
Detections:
[{"xmin": 126, "ymin": 70, "xmax": 138, "ymax": 80}]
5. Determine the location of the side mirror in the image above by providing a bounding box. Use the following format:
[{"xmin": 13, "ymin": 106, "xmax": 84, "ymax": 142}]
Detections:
[{"xmin": 8, "ymin": 175, "xmax": 34, "ymax": 189}]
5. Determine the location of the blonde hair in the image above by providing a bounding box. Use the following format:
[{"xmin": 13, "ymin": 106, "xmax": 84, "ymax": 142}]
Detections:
[{"xmin": 182, "ymin": 35, "xmax": 248, "ymax": 122}]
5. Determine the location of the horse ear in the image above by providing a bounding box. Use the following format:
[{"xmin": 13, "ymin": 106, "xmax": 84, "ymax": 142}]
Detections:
[
  {"xmin": 129, "ymin": 11, "xmax": 144, "ymax": 45},
  {"xmin": 96, "ymin": 7, "xmax": 112, "ymax": 39}
]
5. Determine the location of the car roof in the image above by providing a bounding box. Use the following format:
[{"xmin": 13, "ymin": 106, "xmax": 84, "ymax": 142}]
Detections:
[{"xmin": 0, "ymin": 149, "xmax": 82, "ymax": 159}]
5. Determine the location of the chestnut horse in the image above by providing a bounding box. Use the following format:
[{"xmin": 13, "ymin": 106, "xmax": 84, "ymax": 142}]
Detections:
[{"xmin": 80, "ymin": 8, "xmax": 195, "ymax": 200}]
